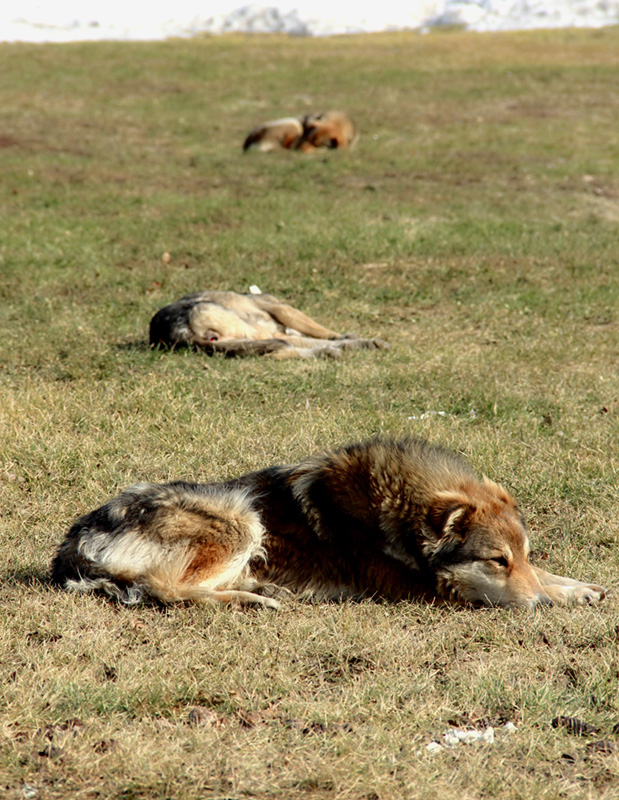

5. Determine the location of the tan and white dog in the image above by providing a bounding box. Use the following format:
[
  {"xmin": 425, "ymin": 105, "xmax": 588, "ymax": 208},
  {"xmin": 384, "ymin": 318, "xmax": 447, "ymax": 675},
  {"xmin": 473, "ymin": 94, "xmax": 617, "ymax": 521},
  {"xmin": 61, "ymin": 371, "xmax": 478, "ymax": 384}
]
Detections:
[
  {"xmin": 243, "ymin": 111, "xmax": 358, "ymax": 152},
  {"xmin": 149, "ymin": 290, "xmax": 387, "ymax": 359},
  {"xmin": 52, "ymin": 438, "xmax": 606, "ymax": 610}
]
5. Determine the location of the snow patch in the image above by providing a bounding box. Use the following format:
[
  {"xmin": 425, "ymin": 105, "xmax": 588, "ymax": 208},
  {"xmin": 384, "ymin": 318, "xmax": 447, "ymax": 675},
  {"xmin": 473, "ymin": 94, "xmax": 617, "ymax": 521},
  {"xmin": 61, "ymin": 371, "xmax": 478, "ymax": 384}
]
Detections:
[{"xmin": 1, "ymin": 0, "xmax": 618, "ymax": 43}]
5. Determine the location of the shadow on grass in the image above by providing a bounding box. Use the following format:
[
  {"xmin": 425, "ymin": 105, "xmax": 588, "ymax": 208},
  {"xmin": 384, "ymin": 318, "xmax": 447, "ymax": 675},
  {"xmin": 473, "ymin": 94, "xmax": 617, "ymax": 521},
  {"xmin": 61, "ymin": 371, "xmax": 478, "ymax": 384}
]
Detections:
[
  {"xmin": 114, "ymin": 338, "xmax": 151, "ymax": 352},
  {"xmin": 7, "ymin": 567, "xmax": 51, "ymax": 587}
]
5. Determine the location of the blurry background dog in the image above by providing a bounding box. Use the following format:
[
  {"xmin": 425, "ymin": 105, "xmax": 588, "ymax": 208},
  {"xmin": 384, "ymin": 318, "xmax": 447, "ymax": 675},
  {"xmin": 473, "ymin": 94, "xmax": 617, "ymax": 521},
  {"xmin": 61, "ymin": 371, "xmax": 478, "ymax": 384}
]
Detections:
[
  {"xmin": 51, "ymin": 437, "xmax": 606, "ymax": 610},
  {"xmin": 149, "ymin": 290, "xmax": 388, "ymax": 358},
  {"xmin": 243, "ymin": 110, "xmax": 358, "ymax": 152}
]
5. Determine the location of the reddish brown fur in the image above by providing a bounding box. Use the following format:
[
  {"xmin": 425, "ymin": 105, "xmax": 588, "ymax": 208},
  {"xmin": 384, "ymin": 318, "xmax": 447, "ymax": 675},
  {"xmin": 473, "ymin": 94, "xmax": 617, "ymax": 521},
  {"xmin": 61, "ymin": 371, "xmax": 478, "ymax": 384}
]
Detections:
[{"xmin": 182, "ymin": 543, "xmax": 229, "ymax": 582}]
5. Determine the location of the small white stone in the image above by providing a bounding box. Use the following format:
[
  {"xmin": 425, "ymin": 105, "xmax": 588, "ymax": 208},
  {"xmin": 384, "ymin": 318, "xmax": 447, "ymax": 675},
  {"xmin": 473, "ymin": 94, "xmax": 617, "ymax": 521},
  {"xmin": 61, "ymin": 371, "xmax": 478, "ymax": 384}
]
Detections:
[
  {"xmin": 459, "ymin": 729, "xmax": 482, "ymax": 744},
  {"xmin": 479, "ymin": 727, "xmax": 495, "ymax": 744},
  {"xmin": 443, "ymin": 730, "xmax": 461, "ymax": 747},
  {"xmin": 504, "ymin": 722, "xmax": 517, "ymax": 734},
  {"xmin": 443, "ymin": 727, "xmax": 495, "ymax": 746}
]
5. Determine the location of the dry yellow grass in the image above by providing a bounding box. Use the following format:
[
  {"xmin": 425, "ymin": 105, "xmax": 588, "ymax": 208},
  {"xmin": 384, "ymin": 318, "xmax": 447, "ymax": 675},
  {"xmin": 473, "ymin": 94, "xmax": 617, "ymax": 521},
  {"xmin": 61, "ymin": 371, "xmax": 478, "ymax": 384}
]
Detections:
[{"xmin": 1, "ymin": 26, "xmax": 618, "ymax": 800}]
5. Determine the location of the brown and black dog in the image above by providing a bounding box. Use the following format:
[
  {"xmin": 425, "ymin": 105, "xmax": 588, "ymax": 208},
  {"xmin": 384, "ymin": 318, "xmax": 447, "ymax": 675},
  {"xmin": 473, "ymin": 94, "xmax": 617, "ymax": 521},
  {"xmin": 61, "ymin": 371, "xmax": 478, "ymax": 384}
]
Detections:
[{"xmin": 51, "ymin": 438, "xmax": 606, "ymax": 610}]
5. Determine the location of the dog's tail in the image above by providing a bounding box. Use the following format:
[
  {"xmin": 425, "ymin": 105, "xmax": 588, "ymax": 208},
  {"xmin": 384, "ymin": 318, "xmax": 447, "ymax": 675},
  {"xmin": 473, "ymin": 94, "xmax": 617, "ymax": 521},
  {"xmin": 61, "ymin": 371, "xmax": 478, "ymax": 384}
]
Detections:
[
  {"xmin": 243, "ymin": 128, "xmax": 264, "ymax": 151},
  {"xmin": 54, "ymin": 559, "xmax": 276, "ymax": 608}
]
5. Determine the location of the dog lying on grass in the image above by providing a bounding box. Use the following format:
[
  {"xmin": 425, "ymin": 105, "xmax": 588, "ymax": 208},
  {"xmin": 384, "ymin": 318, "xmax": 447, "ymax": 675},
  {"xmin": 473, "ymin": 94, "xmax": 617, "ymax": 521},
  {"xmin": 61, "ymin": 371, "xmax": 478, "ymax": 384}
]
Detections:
[
  {"xmin": 149, "ymin": 290, "xmax": 387, "ymax": 359},
  {"xmin": 243, "ymin": 110, "xmax": 358, "ymax": 152},
  {"xmin": 51, "ymin": 438, "xmax": 606, "ymax": 610}
]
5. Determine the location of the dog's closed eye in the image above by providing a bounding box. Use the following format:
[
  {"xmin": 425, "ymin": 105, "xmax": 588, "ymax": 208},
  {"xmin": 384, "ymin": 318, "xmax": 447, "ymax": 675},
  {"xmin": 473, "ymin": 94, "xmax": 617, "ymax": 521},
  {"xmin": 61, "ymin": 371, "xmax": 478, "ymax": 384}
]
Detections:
[{"xmin": 488, "ymin": 555, "xmax": 509, "ymax": 568}]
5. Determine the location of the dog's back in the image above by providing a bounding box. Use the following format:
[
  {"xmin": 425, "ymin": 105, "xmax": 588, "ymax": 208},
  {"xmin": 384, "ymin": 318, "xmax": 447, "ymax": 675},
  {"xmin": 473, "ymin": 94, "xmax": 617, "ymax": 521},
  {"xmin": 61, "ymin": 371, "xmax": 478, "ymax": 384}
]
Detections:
[
  {"xmin": 243, "ymin": 117, "xmax": 303, "ymax": 151},
  {"xmin": 229, "ymin": 438, "xmax": 478, "ymax": 598}
]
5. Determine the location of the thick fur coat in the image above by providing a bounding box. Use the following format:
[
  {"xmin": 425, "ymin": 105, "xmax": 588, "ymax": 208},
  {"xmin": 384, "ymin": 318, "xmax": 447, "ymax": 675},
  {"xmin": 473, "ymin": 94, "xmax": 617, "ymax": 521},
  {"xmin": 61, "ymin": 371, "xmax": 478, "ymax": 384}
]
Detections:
[{"xmin": 52, "ymin": 438, "xmax": 606, "ymax": 609}]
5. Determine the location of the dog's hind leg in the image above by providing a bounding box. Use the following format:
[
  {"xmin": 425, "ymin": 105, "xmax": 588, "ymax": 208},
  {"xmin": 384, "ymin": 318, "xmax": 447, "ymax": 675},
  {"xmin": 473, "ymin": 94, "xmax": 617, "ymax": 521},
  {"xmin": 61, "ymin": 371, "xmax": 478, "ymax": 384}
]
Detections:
[
  {"xmin": 270, "ymin": 343, "xmax": 342, "ymax": 360},
  {"xmin": 206, "ymin": 338, "xmax": 337, "ymax": 360},
  {"xmin": 208, "ymin": 337, "xmax": 343, "ymax": 359},
  {"xmin": 278, "ymin": 334, "xmax": 388, "ymax": 357},
  {"xmin": 133, "ymin": 545, "xmax": 281, "ymax": 609},
  {"xmin": 325, "ymin": 336, "xmax": 390, "ymax": 351},
  {"xmin": 205, "ymin": 338, "xmax": 291, "ymax": 357},
  {"xmin": 192, "ymin": 589, "xmax": 281, "ymax": 608},
  {"xmin": 251, "ymin": 295, "xmax": 341, "ymax": 339}
]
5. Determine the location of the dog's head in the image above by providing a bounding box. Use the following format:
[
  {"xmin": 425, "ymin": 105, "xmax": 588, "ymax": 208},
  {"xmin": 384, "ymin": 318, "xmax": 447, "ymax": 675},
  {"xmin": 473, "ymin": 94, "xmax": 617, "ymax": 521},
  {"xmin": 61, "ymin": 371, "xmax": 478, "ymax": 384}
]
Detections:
[
  {"xmin": 424, "ymin": 478, "xmax": 551, "ymax": 608},
  {"xmin": 298, "ymin": 112, "xmax": 357, "ymax": 151}
]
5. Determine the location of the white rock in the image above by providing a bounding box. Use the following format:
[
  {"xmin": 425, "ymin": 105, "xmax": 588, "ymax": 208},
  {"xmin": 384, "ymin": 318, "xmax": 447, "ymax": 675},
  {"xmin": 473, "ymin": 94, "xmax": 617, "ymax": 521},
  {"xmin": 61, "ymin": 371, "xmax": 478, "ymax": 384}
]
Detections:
[
  {"xmin": 504, "ymin": 721, "xmax": 517, "ymax": 733},
  {"xmin": 442, "ymin": 726, "xmax": 495, "ymax": 746}
]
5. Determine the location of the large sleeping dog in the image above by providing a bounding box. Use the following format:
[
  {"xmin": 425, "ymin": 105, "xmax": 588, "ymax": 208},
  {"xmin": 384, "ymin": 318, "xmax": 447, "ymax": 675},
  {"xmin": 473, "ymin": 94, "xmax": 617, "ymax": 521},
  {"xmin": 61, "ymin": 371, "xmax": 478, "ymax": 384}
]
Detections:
[{"xmin": 51, "ymin": 438, "xmax": 606, "ymax": 611}]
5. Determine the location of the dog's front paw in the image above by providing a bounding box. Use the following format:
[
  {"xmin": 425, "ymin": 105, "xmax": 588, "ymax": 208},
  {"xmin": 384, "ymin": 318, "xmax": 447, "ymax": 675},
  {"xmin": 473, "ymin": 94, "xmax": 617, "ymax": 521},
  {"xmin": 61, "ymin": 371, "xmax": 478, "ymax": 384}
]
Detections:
[
  {"xmin": 257, "ymin": 583, "xmax": 295, "ymax": 602},
  {"xmin": 572, "ymin": 584, "xmax": 607, "ymax": 605},
  {"xmin": 545, "ymin": 581, "xmax": 607, "ymax": 607},
  {"xmin": 261, "ymin": 596, "xmax": 282, "ymax": 610},
  {"xmin": 372, "ymin": 338, "xmax": 390, "ymax": 349}
]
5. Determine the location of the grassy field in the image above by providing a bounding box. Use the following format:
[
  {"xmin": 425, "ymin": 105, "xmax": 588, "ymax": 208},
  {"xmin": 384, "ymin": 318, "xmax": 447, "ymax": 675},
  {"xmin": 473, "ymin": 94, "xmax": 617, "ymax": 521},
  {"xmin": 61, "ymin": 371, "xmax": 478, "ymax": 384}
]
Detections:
[{"xmin": 1, "ymin": 26, "xmax": 619, "ymax": 800}]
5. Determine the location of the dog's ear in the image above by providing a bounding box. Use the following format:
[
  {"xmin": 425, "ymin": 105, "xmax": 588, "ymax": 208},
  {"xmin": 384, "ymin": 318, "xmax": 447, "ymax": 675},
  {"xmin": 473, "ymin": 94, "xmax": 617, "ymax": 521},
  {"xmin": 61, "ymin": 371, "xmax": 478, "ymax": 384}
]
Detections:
[
  {"xmin": 482, "ymin": 475, "xmax": 515, "ymax": 505},
  {"xmin": 427, "ymin": 490, "xmax": 475, "ymax": 540}
]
